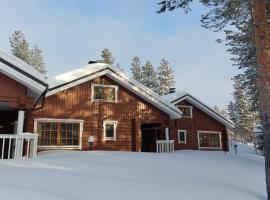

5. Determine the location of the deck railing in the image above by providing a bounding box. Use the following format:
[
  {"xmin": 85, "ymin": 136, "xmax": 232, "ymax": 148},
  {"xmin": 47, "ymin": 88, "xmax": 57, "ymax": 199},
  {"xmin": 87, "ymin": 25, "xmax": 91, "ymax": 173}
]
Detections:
[
  {"xmin": 156, "ymin": 140, "xmax": 174, "ymax": 153},
  {"xmin": 0, "ymin": 133, "xmax": 38, "ymax": 159}
]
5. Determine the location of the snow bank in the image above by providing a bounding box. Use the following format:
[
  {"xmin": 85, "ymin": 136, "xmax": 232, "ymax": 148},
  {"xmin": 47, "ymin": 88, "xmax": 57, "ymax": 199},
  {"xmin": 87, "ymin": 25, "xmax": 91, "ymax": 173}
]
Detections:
[{"xmin": 0, "ymin": 147, "xmax": 266, "ymax": 200}]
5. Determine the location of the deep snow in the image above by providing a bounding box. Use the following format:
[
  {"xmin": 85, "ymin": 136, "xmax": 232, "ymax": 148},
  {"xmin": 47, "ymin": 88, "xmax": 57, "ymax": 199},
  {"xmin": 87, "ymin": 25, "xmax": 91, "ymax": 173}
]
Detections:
[{"xmin": 0, "ymin": 144, "xmax": 266, "ymax": 200}]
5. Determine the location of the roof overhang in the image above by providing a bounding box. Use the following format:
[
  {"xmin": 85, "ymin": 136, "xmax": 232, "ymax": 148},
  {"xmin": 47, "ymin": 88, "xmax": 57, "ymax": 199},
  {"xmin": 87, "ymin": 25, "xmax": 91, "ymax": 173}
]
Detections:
[
  {"xmin": 0, "ymin": 49, "xmax": 48, "ymax": 102},
  {"xmin": 171, "ymin": 93, "xmax": 235, "ymax": 129},
  {"xmin": 48, "ymin": 65, "xmax": 182, "ymax": 119}
]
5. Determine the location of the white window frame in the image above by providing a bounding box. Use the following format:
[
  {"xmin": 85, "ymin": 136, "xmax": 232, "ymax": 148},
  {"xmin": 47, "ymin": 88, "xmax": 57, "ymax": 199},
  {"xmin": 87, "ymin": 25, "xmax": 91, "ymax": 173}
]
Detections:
[
  {"xmin": 103, "ymin": 121, "xmax": 118, "ymax": 141},
  {"xmin": 197, "ymin": 131, "xmax": 222, "ymax": 150},
  {"xmin": 178, "ymin": 105, "xmax": 193, "ymax": 118},
  {"xmin": 91, "ymin": 83, "xmax": 118, "ymax": 103},
  {"xmin": 178, "ymin": 130, "xmax": 187, "ymax": 144},
  {"xmin": 34, "ymin": 118, "xmax": 84, "ymax": 150}
]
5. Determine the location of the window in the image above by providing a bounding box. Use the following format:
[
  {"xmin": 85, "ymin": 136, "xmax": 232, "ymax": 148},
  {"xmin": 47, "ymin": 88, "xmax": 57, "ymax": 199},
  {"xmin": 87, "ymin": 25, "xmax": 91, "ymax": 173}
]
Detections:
[
  {"xmin": 178, "ymin": 106, "xmax": 193, "ymax": 118},
  {"xmin": 178, "ymin": 130, "xmax": 187, "ymax": 144},
  {"xmin": 35, "ymin": 119, "xmax": 83, "ymax": 147},
  {"xmin": 91, "ymin": 84, "xmax": 118, "ymax": 102},
  {"xmin": 103, "ymin": 121, "xmax": 117, "ymax": 141},
  {"xmin": 198, "ymin": 131, "xmax": 221, "ymax": 149}
]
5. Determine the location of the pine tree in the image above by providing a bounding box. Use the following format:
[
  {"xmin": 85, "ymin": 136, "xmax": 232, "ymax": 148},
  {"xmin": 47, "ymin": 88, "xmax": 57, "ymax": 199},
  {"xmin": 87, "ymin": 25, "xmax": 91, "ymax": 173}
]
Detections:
[
  {"xmin": 98, "ymin": 48, "xmax": 115, "ymax": 65},
  {"xmin": 29, "ymin": 45, "xmax": 47, "ymax": 74},
  {"xmin": 9, "ymin": 30, "xmax": 47, "ymax": 74},
  {"xmin": 9, "ymin": 31, "xmax": 30, "ymax": 62},
  {"xmin": 141, "ymin": 60, "xmax": 158, "ymax": 92},
  {"xmin": 228, "ymin": 101, "xmax": 238, "ymax": 125},
  {"xmin": 130, "ymin": 56, "xmax": 142, "ymax": 82},
  {"xmin": 233, "ymin": 77, "xmax": 254, "ymax": 142},
  {"xmin": 157, "ymin": 58, "xmax": 175, "ymax": 95}
]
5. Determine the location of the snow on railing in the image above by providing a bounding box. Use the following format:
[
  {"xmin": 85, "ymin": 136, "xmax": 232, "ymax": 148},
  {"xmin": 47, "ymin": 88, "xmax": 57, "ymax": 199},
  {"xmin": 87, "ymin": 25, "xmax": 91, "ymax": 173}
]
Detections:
[
  {"xmin": 0, "ymin": 133, "xmax": 38, "ymax": 159},
  {"xmin": 156, "ymin": 140, "xmax": 174, "ymax": 153}
]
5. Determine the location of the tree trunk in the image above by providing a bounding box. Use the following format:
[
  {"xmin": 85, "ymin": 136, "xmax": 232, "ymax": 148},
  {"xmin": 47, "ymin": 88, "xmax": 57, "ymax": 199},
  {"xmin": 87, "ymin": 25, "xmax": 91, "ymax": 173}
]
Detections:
[{"xmin": 252, "ymin": 0, "xmax": 270, "ymax": 199}]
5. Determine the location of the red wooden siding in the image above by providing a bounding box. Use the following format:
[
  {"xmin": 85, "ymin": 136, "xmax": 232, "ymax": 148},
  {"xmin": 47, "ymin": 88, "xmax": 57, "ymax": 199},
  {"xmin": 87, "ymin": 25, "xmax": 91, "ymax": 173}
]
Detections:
[
  {"xmin": 170, "ymin": 100, "xmax": 228, "ymax": 151},
  {"xmin": 0, "ymin": 72, "xmax": 34, "ymax": 108},
  {"xmin": 26, "ymin": 75, "xmax": 170, "ymax": 151}
]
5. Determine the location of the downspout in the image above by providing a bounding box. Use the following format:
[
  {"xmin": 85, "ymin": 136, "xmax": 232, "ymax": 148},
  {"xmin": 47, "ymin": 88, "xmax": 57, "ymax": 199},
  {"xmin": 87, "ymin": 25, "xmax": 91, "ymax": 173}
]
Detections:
[{"xmin": 33, "ymin": 88, "xmax": 48, "ymax": 111}]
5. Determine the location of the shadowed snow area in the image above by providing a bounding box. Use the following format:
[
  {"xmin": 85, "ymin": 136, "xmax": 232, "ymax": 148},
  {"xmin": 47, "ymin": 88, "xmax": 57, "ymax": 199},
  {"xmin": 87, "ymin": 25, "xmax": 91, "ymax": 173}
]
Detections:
[{"xmin": 0, "ymin": 145, "xmax": 266, "ymax": 200}]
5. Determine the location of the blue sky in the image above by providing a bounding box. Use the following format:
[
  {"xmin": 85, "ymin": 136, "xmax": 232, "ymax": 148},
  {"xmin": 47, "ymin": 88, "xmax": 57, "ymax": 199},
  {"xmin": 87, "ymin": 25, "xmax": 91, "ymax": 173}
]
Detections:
[{"xmin": 0, "ymin": 0, "xmax": 237, "ymax": 107}]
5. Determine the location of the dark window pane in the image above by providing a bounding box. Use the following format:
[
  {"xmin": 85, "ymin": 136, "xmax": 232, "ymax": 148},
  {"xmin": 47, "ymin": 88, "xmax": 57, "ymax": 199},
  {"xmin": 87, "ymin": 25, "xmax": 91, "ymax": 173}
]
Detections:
[
  {"xmin": 199, "ymin": 133, "xmax": 220, "ymax": 148},
  {"xmin": 179, "ymin": 132, "xmax": 185, "ymax": 142},
  {"xmin": 105, "ymin": 124, "xmax": 114, "ymax": 138}
]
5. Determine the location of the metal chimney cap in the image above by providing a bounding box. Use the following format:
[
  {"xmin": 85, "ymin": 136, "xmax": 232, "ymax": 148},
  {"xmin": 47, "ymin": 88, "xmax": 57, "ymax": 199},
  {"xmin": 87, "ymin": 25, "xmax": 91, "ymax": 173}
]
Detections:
[{"xmin": 88, "ymin": 60, "xmax": 98, "ymax": 64}]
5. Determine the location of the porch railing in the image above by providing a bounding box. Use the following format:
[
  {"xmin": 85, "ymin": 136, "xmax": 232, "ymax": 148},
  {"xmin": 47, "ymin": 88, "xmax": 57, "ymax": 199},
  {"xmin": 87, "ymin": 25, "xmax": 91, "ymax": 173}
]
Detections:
[
  {"xmin": 156, "ymin": 140, "xmax": 174, "ymax": 153},
  {"xmin": 0, "ymin": 133, "xmax": 38, "ymax": 159}
]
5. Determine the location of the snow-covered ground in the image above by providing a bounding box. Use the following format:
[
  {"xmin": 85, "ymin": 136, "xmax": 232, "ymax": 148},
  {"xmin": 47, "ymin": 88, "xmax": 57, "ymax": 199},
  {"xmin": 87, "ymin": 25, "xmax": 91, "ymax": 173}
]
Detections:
[{"xmin": 0, "ymin": 144, "xmax": 266, "ymax": 200}]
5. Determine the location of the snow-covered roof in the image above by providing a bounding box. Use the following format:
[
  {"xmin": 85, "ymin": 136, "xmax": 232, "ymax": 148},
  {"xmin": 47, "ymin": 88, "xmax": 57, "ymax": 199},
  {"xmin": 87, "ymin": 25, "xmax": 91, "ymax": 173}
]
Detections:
[
  {"xmin": 162, "ymin": 91, "xmax": 235, "ymax": 128},
  {"xmin": 0, "ymin": 49, "xmax": 48, "ymax": 102},
  {"xmin": 48, "ymin": 63, "xmax": 182, "ymax": 119}
]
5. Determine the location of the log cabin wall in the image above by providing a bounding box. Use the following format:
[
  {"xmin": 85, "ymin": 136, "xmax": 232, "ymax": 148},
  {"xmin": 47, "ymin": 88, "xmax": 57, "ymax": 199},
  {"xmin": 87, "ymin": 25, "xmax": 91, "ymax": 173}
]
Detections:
[
  {"xmin": 170, "ymin": 100, "xmax": 228, "ymax": 151},
  {"xmin": 0, "ymin": 72, "xmax": 34, "ymax": 108},
  {"xmin": 26, "ymin": 75, "xmax": 170, "ymax": 151}
]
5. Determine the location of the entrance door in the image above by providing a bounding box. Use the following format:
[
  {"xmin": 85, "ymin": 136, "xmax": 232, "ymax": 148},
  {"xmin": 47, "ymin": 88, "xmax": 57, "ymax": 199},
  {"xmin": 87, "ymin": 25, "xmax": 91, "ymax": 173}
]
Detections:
[{"xmin": 141, "ymin": 123, "xmax": 162, "ymax": 152}]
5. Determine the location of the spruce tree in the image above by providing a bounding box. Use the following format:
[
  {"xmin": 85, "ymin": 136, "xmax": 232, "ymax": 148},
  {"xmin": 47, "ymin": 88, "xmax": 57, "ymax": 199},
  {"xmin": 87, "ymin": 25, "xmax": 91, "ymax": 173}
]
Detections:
[
  {"xmin": 141, "ymin": 60, "xmax": 158, "ymax": 92},
  {"xmin": 98, "ymin": 48, "xmax": 115, "ymax": 65},
  {"xmin": 157, "ymin": 58, "xmax": 175, "ymax": 95},
  {"xmin": 29, "ymin": 45, "xmax": 47, "ymax": 74},
  {"xmin": 233, "ymin": 77, "xmax": 254, "ymax": 142},
  {"xmin": 228, "ymin": 101, "xmax": 238, "ymax": 125},
  {"xmin": 130, "ymin": 56, "xmax": 142, "ymax": 82},
  {"xmin": 9, "ymin": 31, "xmax": 30, "ymax": 62},
  {"xmin": 9, "ymin": 30, "xmax": 47, "ymax": 74}
]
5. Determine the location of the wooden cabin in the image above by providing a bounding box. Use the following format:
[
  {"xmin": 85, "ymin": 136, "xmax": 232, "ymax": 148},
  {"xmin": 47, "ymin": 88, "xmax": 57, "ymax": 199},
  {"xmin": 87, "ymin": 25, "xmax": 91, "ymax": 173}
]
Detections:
[
  {"xmin": 25, "ymin": 63, "xmax": 181, "ymax": 152},
  {"xmin": 0, "ymin": 49, "xmax": 48, "ymax": 158},
  {"xmin": 163, "ymin": 92, "xmax": 234, "ymax": 151}
]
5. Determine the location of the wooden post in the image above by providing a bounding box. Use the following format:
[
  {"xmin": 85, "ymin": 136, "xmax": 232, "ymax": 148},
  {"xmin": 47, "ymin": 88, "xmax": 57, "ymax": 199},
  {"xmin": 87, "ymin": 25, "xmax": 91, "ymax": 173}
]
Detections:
[
  {"xmin": 17, "ymin": 110, "xmax": 25, "ymax": 134},
  {"xmin": 252, "ymin": 0, "xmax": 270, "ymax": 199}
]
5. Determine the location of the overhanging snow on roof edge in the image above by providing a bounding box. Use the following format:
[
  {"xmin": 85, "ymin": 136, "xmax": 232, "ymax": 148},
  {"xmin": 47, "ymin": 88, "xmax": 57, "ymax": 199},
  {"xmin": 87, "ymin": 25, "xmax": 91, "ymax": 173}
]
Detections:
[
  {"xmin": 47, "ymin": 63, "xmax": 182, "ymax": 119},
  {"xmin": 163, "ymin": 92, "xmax": 235, "ymax": 128},
  {"xmin": 0, "ymin": 49, "xmax": 48, "ymax": 92}
]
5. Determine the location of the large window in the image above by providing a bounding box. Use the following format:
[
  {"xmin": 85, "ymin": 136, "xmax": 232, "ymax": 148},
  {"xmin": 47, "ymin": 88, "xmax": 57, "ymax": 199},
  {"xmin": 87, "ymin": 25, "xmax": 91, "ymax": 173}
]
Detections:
[
  {"xmin": 178, "ymin": 106, "xmax": 193, "ymax": 118},
  {"xmin": 178, "ymin": 130, "xmax": 187, "ymax": 144},
  {"xmin": 91, "ymin": 84, "xmax": 118, "ymax": 102},
  {"xmin": 198, "ymin": 131, "xmax": 221, "ymax": 149},
  {"xmin": 35, "ymin": 120, "xmax": 82, "ymax": 147},
  {"xmin": 103, "ymin": 121, "xmax": 117, "ymax": 141}
]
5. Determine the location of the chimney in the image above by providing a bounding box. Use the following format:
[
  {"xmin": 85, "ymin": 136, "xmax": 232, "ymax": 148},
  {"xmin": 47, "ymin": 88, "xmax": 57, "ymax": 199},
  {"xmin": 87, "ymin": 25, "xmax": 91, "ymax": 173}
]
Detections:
[
  {"xmin": 88, "ymin": 60, "xmax": 98, "ymax": 64},
  {"xmin": 168, "ymin": 88, "xmax": 176, "ymax": 94}
]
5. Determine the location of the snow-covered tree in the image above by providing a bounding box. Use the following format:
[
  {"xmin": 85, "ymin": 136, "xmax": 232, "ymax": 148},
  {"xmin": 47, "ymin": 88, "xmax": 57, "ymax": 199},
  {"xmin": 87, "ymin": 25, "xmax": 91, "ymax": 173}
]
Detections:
[
  {"xmin": 29, "ymin": 45, "xmax": 46, "ymax": 74},
  {"xmin": 141, "ymin": 60, "xmax": 158, "ymax": 92},
  {"xmin": 9, "ymin": 30, "xmax": 47, "ymax": 74},
  {"xmin": 213, "ymin": 106, "xmax": 229, "ymax": 119},
  {"xmin": 130, "ymin": 56, "xmax": 142, "ymax": 82},
  {"xmin": 233, "ymin": 77, "xmax": 254, "ymax": 142},
  {"xmin": 157, "ymin": 58, "xmax": 175, "ymax": 95},
  {"xmin": 98, "ymin": 48, "xmax": 115, "ymax": 65},
  {"xmin": 228, "ymin": 101, "xmax": 238, "ymax": 125},
  {"xmin": 9, "ymin": 31, "xmax": 30, "ymax": 62}
]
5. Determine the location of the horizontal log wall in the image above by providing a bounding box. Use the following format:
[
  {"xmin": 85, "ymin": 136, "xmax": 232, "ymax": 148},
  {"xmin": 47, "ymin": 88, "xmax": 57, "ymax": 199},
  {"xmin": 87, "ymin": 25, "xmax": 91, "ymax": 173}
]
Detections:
[
  {"xmin": 171, "ymin": 100, "xmax": 228, "ymax": 151},
  {"xmin": 26, "ymin": 75, "xmax": 170, "ymax": 151}
]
